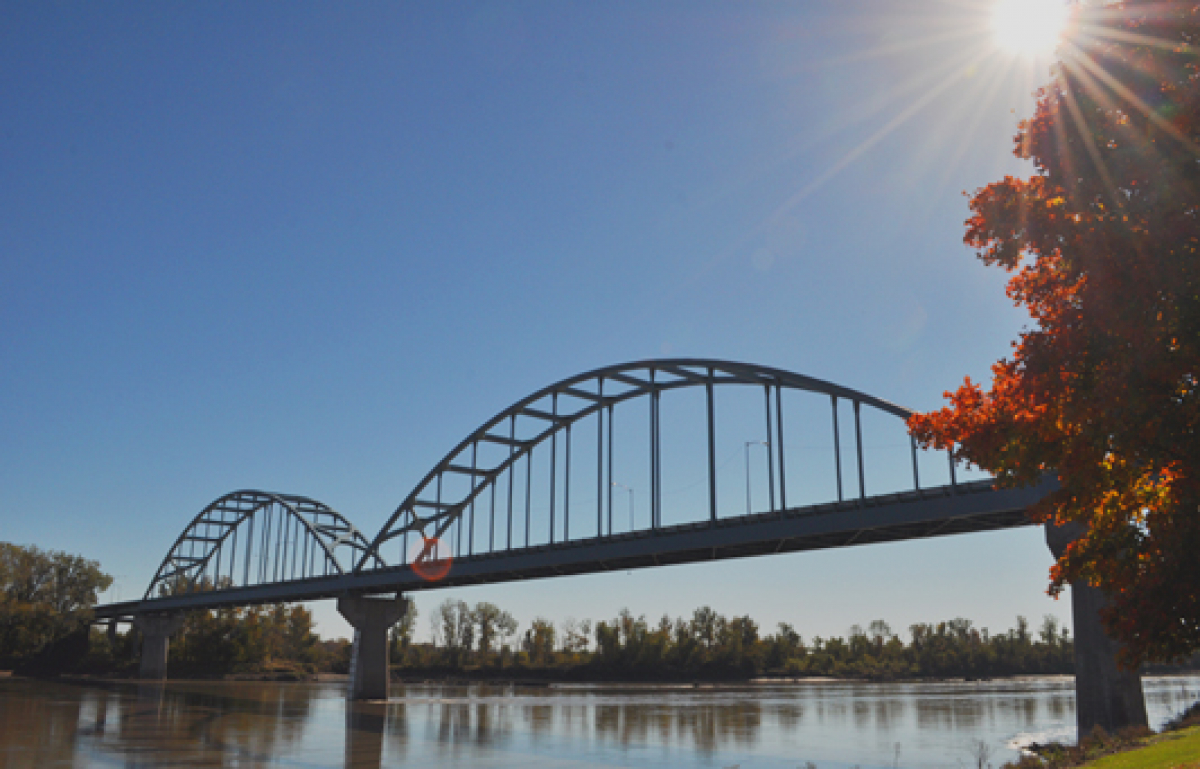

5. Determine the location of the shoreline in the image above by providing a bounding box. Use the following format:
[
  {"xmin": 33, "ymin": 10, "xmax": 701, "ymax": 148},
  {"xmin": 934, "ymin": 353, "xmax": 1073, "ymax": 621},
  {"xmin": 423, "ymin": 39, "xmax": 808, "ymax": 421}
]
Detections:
[{"xmin": 11, "ymin": 670, "xmax": 1197, "ymax": 688}]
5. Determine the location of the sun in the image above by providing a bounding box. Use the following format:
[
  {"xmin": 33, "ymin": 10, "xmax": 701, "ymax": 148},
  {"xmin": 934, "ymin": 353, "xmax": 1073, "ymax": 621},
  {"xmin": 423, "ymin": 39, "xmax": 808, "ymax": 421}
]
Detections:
[{"xmin": 991, "ymin": 0, "xmax": 1070, "ymax": 57}]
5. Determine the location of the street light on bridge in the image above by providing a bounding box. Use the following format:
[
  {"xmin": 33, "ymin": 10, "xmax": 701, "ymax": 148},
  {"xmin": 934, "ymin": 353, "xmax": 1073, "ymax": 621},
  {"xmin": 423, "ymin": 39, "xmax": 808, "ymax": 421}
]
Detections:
[
  {"xmin": 611, "ymin": 481, "xmax": 634, "ymax": 531},
  {"xmin": 745, "ymin": 440, "xmax": 769, "ymax": 514}
]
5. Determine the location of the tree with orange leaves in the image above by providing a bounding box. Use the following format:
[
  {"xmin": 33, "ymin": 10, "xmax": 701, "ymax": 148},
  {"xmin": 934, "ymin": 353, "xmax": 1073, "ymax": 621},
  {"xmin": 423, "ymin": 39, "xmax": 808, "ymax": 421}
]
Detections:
[{"xmin": 910, "ymin": 0, "xmax": 1200, "ymax": 667}]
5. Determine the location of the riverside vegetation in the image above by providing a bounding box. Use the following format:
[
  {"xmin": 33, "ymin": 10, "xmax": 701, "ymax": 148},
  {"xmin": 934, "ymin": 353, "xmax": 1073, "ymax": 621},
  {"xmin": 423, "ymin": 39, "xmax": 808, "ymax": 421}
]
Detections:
[
  {"xmin": 389, "ymin": 599, "xmax": 1081, "ymax": 682},
  {"xmin": 4, "ymin": 540, "xmax": 1198, "ymax": 683}
]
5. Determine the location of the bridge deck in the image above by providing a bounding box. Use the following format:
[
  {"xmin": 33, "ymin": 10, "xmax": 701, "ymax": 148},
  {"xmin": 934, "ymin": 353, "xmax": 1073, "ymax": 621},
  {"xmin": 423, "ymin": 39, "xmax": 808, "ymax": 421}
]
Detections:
[{"xmin": 94, "ymin": 477, "xmax": 1054, "ymax": 620}]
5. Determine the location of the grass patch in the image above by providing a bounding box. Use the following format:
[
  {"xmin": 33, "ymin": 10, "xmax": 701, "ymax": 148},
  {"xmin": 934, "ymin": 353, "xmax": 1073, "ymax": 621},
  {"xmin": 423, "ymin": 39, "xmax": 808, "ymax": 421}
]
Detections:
[
  {"xmin": 1007, "ymin": 723, "xmax": 1200, "ymax": 769},
  {"xmin": 1084, "ymin": 725, "xmax": 1200, "ymax": 769}
]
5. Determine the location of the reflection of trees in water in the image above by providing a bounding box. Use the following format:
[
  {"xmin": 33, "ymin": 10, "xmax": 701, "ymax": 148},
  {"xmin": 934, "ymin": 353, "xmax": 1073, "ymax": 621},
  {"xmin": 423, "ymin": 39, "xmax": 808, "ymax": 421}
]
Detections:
[
  {"xmin": 0, "ymin": 680, "xmax": 81, "ymax": 766},
  {"xmin": 853, "ymin": 699, "xmax": 872, "ymax": 729},
  {"xmin": 16, "ymin": 677, "xmax": 1197, "ymax": 766},
  {"xmin": 776, "ymin": 702, "xmax": 804, "ymax": 731},
  {"xmin": 1146, "ymin": 683, "xmax": 1196, "ymax": 718},
  {"xmin": 913, "ymin": 691, "xmax": 1044, "ymax": 733},
  {"xmin": 811, "ymin": 697, "xmax": 849, "ymax": 724},
  {"xmin": 587, "ymin": 699, "xmax": 763, "ymax": 754},
  {"xmin": 386, "ymin": 701, "xmax": 409, "ymax": 754},
  {"xmin": 873, "ymin": 697, "xmax": 903, "ymax": 729},
  {"xmin": 525, "ymin": 703, "xmax": 555, "ymax": 742},
  {"xmin": 848, "ymin": 694, "xmax": 906, "ymax": 730},
  {"xmin": 1047, "ymin": 693, "xmax": 1072, "ymax": 721},
  {"xmin": 72, "ymin": 681, "xmax": 328, "ymax": 764},
  {"xmin": 427, "ymin": 698, "xmax": 515, "ymax": 757}
]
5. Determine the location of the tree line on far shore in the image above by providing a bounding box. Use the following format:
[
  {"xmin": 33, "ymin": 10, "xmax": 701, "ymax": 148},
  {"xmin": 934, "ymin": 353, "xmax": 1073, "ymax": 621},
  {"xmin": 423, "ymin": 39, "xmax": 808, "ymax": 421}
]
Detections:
[{"xmin": 387, "ymin": 599, "xmax": 1079, "ymax": 681}]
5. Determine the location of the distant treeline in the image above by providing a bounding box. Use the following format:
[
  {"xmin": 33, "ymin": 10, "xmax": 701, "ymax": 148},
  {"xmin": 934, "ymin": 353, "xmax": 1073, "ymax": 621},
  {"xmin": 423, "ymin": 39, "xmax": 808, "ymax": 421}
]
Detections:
[{"xmin": 389, "ymin": 600, "xmax": 1084, "ymax": 681}]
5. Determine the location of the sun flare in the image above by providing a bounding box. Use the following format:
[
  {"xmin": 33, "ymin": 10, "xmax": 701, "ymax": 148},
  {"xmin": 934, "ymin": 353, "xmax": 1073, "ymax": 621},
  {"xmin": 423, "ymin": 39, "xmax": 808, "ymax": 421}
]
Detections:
[{"xmin": 991, "ymin": 0, "xmax": 1069, "ymax": 57}]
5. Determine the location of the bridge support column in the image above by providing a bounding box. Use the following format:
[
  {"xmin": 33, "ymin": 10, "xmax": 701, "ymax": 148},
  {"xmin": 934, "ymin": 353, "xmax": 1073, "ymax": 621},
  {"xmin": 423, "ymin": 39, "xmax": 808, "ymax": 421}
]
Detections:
[
  {"xmin": 1046, "ymin": 522, "xmax": 1147, "ymax": 736},
  {"xmin": 133, "ymin": 613, "xmax": 184, "ymax": 680},
  {"xmin": 338, "ymin": 593, "xmax": 409, "ymax": 701}
]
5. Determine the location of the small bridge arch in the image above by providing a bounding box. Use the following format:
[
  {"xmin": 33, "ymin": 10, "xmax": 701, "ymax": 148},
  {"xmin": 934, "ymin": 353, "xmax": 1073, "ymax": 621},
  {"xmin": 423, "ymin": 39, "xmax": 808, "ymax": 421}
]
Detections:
[{"xmin": 145, "ymin": 490, "xmax": 382, "ymax": 599}]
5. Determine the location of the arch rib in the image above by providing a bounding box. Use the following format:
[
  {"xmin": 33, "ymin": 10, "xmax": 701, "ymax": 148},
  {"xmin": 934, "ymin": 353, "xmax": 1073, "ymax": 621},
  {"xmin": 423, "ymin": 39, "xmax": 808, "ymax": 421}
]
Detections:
[{"xmin": 356, "ymin": 359, "xmax": 914, "ymax": 572}]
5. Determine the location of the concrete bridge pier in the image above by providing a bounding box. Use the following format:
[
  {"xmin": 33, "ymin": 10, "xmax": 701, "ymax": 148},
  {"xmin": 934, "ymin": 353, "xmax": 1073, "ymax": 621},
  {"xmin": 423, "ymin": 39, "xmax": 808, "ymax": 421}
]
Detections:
[
  {"xmin": 338, "ymin": 593, "xmax": 410, "ymax": 701},
  {"xmin": 1046, "ymin": 522, "xmax": 1148, "ymax": 736},
  {"xmin": 133, "ymin": 613, "xmax": 184, "ymax": 680}
]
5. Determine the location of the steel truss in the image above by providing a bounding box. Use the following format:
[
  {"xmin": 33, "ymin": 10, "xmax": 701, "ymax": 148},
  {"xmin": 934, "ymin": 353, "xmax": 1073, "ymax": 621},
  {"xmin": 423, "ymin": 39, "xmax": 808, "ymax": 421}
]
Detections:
[
  {"xmin": 144, "ymin": 490, "xmax": 383, "ymax": 599},
  {"xmin": 356, "ymin": 358, "xmax": 955, "ymax": 573}
]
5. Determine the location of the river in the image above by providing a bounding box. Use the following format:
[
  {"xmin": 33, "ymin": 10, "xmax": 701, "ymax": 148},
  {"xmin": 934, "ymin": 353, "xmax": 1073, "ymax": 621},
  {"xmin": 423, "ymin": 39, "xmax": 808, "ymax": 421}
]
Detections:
[{"xmin": 1, "ymin": 675, "xmax": 1197, "ymax": 767}]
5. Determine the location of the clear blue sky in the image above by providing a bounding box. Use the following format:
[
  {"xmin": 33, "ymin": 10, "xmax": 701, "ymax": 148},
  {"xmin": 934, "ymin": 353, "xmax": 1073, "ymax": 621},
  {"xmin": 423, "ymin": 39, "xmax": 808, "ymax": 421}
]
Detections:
[{"xmin": 1, "ymin": 0, "xmax": 1070, "ymax": 642}]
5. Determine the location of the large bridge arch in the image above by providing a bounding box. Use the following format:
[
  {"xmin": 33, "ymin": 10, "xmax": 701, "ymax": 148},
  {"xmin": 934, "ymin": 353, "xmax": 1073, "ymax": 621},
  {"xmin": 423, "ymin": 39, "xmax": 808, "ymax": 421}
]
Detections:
[
  {"xmin": 357, "ymin": 358, "xmax": 941, "ymax": 572},
  {"xmin": 146, "ymin": 490, "xmax": 382, "ymax": 599}
]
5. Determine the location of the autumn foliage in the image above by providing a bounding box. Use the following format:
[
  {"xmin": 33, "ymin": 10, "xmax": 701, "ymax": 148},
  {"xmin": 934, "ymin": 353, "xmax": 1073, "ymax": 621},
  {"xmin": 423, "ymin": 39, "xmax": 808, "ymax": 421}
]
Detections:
[{"xmin": 909, "ymin": 1, "xmax": 1200, "ymax": 665}]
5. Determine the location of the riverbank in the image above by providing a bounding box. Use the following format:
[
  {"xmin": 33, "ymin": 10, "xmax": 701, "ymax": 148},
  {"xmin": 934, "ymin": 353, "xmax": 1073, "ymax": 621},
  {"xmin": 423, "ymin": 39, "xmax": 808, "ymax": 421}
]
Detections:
[
  {"xmin": 1027, "ymin": 725, "xmax": 1200, "ymax": 769},
  {"xmin": 1014, "ymin": 704, "xmax": 1200, "ymax": 768},
  {"xmin": 1086, "ymin": 725, "xmax": 1200, "ymax": 768}
]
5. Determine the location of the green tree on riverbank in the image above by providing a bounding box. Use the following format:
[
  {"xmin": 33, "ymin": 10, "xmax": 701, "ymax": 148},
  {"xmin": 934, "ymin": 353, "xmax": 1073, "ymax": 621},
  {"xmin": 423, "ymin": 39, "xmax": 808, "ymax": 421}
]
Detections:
[{"xmin": 0, "ymin": 542, "xmax": 111, "ymax": 670}]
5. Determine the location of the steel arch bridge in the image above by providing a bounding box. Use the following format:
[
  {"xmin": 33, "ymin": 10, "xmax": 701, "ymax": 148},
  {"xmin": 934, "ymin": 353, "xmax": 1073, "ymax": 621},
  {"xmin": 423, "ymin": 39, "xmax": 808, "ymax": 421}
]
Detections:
[{"xmin": 95, "ymin": 359, "xmax": 1055, "ymax": 619}]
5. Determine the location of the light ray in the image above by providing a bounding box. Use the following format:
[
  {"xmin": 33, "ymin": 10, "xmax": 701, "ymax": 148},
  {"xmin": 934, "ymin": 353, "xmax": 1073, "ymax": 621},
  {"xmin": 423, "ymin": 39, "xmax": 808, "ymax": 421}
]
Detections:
[
  {"xmin": 933, "ymin": 54, "xmax": 1023, "ymax": 195},
  {"xmin": 1060, "ymin": 40, "xmax": 1200, "ymax": 155},
  {"xmin": 1081, "ymin": 25, "xmax": 1197, "ymax": 56},
  {"xmin": 817, "ymin": 24, "xmax": 986, "ymax": 68},
  {"xmin": 766, "ymin": 46, "xmax": 999, "ymax": 227},
  {"xmin": 668, "ymin": 40, "xmax": 1009, "ymax": 298},
  {"xmin": 1058, "ymin": 68, "xmax": 1125, "ymax": 214}
]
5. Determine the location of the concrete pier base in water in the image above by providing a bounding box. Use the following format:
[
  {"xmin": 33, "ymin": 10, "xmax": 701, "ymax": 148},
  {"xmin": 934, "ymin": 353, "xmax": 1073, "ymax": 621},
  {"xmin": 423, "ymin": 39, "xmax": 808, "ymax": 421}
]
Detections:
[
  {"xmin": 338, "ymin": 593, "xmax": 409, "ymax": 701},
  {"xmin": 133, "ymin": 614, "xmax": 184, "ymax": 680},
  {"xmin": 1045, "ymin": 522, "xmax": 1148, "ymax": 735}
]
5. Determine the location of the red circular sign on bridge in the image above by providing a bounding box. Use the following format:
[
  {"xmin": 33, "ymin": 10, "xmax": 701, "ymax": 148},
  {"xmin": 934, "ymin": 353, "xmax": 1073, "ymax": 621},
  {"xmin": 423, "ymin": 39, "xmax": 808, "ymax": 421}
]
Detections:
[{"xmin": 407, "ymin": 536, "xmax": 452, "ymax": 582}]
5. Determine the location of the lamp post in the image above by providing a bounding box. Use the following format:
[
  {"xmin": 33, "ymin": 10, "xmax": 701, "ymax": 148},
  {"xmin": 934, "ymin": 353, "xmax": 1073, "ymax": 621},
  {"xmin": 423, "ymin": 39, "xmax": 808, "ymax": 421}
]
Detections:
[
  {"xmin": 744, "ymin": 440, "xmax": 769, "ymax": 514},
  {"xmin": 611, "ymin": 482, "xmax": 635, "ymax": 530}
]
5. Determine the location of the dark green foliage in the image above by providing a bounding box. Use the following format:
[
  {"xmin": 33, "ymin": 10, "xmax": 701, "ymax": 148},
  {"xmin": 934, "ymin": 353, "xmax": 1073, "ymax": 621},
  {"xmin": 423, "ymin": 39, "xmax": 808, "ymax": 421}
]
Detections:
[
  {"xmin": 168, "ymin": 603, "xmax": 325, "ymax": 675},
  {"xmin": 0, "ymin": 542, "xmax": 111, "ymax": 669}
]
